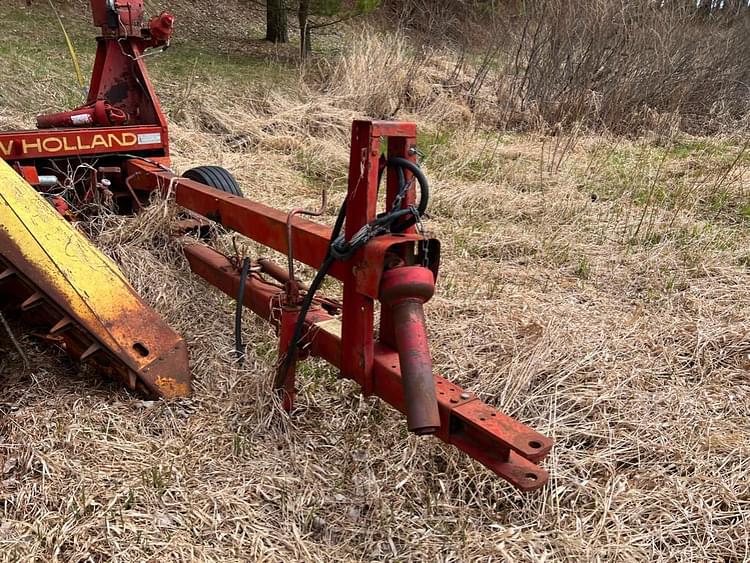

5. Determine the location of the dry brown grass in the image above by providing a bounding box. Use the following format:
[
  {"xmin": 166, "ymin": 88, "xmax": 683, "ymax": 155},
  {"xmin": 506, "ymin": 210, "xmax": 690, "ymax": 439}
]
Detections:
[
  {"xmin": 385, "ymin": 0, "xmax": 750, "ymax": 135},
  {"xmin": 2, "ymin": 24, "xmax": 750, "ymax": 563}
]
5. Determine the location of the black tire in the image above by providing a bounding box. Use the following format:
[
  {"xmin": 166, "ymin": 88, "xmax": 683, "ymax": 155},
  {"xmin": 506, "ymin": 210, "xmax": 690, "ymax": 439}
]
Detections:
[{"xmin": 182, "ymin": 166, "xmax": 242, "ymax": 197}]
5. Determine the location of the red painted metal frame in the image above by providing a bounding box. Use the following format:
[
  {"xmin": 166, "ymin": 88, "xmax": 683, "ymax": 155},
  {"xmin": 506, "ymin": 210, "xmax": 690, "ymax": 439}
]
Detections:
[
  {"xmin": 183, "ymin": 244, "xmax": 552, "ymax": 491},
  {"xmin": 85, "ymin": 0, "xmax": 172, "ymax": 131},
  {"xmin": 0, "ymin": 0, "xmax": 170, "ymax": 168},
  {"xmin": 124, "ymin": 121, "xmax": 553, "ymax": 491},
  {"xmin": 124, "ymin": 158, "xmax": 440, "ymax": 298},
  {"xmin": 85, "ymin": 31, "xmax": 169, "ymax": 130}
]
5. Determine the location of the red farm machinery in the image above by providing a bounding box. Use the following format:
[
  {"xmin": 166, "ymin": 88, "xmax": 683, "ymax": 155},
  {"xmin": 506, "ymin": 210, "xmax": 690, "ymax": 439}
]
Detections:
[{"xmin": 0, "ymin": 0, "xmax": 552, "ymax": 491}]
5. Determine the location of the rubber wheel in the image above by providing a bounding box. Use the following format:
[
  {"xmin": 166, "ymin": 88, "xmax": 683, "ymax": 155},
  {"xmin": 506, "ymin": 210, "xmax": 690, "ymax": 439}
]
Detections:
[{"xmin": 183, "ymin": 166, "xmax": 242, "ymax": 197}]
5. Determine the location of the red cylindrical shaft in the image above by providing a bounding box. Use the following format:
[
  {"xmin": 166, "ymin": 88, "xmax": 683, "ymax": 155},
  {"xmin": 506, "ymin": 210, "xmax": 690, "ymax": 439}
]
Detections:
[
  {"xmin": 36, "ymin": 101, "xmax": 127, "ymax": 129},
  {"xmin": 258, "ymin": 257, "xmax": 292, "ymax": 285},
  {"xmin": 37, "ymin": 108, "xmax": 97, "ymax": 129},
  {"xmin": 391, "ymin": 298, "xmax": 440, "ymax": 434},
  {"xmin": 380, "ymin": 266, "xmax": 440, "ymax": 435}
]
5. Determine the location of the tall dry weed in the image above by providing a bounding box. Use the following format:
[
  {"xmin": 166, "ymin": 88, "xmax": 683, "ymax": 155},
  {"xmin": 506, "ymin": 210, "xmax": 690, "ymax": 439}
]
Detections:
[{"xmin": 385, "ymin": 0, "xmax": 750, "ymax": 135}]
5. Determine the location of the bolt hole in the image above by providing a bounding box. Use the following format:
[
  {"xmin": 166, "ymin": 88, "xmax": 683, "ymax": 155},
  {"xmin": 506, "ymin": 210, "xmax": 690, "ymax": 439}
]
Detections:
[
  {"xmin": 479, "ymin": 417, "xmax": 486, "ymax": 421},
  {"xmin": 449, "ymin": 388, "xmax": 455, "ymax": 391},
  {"xmin": 439, "ymin": 392, "xmax": 444, "ymax": 395},
  {"xmin": 391, "ymin": 365, "xmax": 397, "ymax": 369},
  {"xmin": 491, "ymin": 413, "xmax": 496, "ymax": 417},
  {"xmin": 529, "ymin": 441, "xmax": 542, "ymax": 449},
  {"xmin": 133, "ymin": 342, "xmax": 149, "ymax": 357},
  {"xmin": 437, "ymin": 381, "xmax": 443, "ymax": 385},
  {"xmin": 525, "ymin": 473, "xmax": 538, "ymax": 481}
]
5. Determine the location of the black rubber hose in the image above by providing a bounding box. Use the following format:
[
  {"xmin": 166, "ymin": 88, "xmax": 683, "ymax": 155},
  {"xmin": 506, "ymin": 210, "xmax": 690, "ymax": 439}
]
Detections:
[
  {"xmin": 385, "ymin": 157, "xmax": 429, "ymax": 232},
  {"xmin": 279, "ymin": 199, "xmax": 348, "ymax": 380},
  {"xmin": 280, "ymin": 157, "xmax": 429, "ymax": 380},
  {"xmin": 235, "ymin": 256, "xmax": 251, "ymax": 364}
]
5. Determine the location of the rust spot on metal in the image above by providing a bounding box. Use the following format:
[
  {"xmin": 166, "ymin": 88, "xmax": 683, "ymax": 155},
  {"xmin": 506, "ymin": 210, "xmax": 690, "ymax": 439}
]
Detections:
[
  {"xmin": 0, "ymin": 160, "xmax": 191, "ymax": 399},
  {"xmin": 154, "ymin": 376, "xmax": 190, "ymax": 399}
]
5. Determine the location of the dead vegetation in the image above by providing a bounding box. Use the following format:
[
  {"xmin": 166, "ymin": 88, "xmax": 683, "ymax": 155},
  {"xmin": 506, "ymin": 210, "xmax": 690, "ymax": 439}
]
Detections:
[
  {"xmin": 2, "ymin": 2, "xmax": 750, "ymax": 561},
  {"xmin": 386, "ymin": 0, "xmax": 750, "ymax": 135}
]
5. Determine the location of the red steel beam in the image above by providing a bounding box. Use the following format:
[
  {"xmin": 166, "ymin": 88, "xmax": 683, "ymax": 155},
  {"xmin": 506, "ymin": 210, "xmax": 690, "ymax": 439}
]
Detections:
[
  {"xmin": 126, "ymin": 158, "xmax": 349, "ymax": 282},
  {"xmin": 126, "ymin": 158, "xmax": 435, "ymax": 299}
]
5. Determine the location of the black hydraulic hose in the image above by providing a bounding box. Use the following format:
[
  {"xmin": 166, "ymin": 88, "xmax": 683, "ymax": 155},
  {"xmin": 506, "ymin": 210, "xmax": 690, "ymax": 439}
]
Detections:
[
  {"xmin": 385, "ymin": 157, "xmax": 429, "ymax": 232},
  {"xmin": 279, "ymin": 200, "xmax": 348, "ymax": 380},
  {"xmin": 235, "ymin": 256, "xmax": 251, "ymax": 364},
  {"xmin": 376, "ymin": 157, "xmax": 430, "ymax": 217},
  {"xmin": 279, "ymin": 157, "xmax": 429, "ymax": 384}
]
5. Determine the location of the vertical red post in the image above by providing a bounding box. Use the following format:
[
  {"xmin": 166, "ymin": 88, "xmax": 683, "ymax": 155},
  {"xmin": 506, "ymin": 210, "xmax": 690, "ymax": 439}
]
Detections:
[
  {"xmin": 341, "ymin": 121, "xmax": 380, "ymax": 394},
  {"xmin": 276, "ymin": 305, "xmax": 299, "ymax": 412}
]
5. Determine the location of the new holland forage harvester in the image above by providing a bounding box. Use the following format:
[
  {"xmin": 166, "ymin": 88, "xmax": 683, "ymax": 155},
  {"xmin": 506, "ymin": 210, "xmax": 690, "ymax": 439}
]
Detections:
[{"xmin": 0, "ymin": 0, "xmax": 552, "ymax": 490}]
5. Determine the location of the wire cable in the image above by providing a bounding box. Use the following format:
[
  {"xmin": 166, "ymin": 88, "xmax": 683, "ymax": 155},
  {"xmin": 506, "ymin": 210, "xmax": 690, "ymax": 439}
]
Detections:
[{"xmin": 47, "ymin": 0, "xmax": 86, "ymax": 96}]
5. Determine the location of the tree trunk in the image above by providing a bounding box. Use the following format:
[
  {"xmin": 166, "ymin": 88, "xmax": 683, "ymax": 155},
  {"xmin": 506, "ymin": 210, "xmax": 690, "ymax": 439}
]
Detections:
[
  {"xmin": 266, "ymin": 0, "xmax": 288, "ymax": 43},
  {"xmin": 298, "ymin": 0, "xmax": 312, "ymax": 57}
]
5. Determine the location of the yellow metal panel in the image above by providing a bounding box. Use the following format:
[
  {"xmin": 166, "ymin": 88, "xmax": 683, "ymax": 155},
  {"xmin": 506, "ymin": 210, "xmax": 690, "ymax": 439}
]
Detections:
[{"xmin": 0, "ymin": 159, "xmax": 190, "ymax": 397}]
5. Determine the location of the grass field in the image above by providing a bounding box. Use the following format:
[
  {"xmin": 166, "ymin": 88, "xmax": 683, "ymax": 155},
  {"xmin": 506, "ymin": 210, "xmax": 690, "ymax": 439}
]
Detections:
[{"xmin": 1, "ymin": 1, "xmax": 749, "ymax": 561}]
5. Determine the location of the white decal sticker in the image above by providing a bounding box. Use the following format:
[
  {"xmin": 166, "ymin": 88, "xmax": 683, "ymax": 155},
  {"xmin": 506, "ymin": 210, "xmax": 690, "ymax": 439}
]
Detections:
[
  {"xmin": 137, "ymin": 133, "xmax": 162, "ymax": 145},
  {"xmin": 71, "ymin": 114, "xmax": 92, "ymax": 125}
]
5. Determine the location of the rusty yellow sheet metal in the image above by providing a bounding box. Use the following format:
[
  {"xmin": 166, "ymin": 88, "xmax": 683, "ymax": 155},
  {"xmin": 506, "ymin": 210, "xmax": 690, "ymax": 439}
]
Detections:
[{"xmin": 0, "ymin": 159, "xmax": 190, "ymax": 398}]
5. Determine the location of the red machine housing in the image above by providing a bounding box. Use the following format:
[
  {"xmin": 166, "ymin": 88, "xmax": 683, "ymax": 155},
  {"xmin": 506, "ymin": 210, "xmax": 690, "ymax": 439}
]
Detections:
[
  {"xmin": 91, "ymin": 0, "xmax": 143, "ymax": 29},
  {"xmin": 0, "ymin": 0, "xmax": 553, "ymax": 491},
  {"xmin": 0, "ymin": 0, "xmax": 173, "ymax": 192}
]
